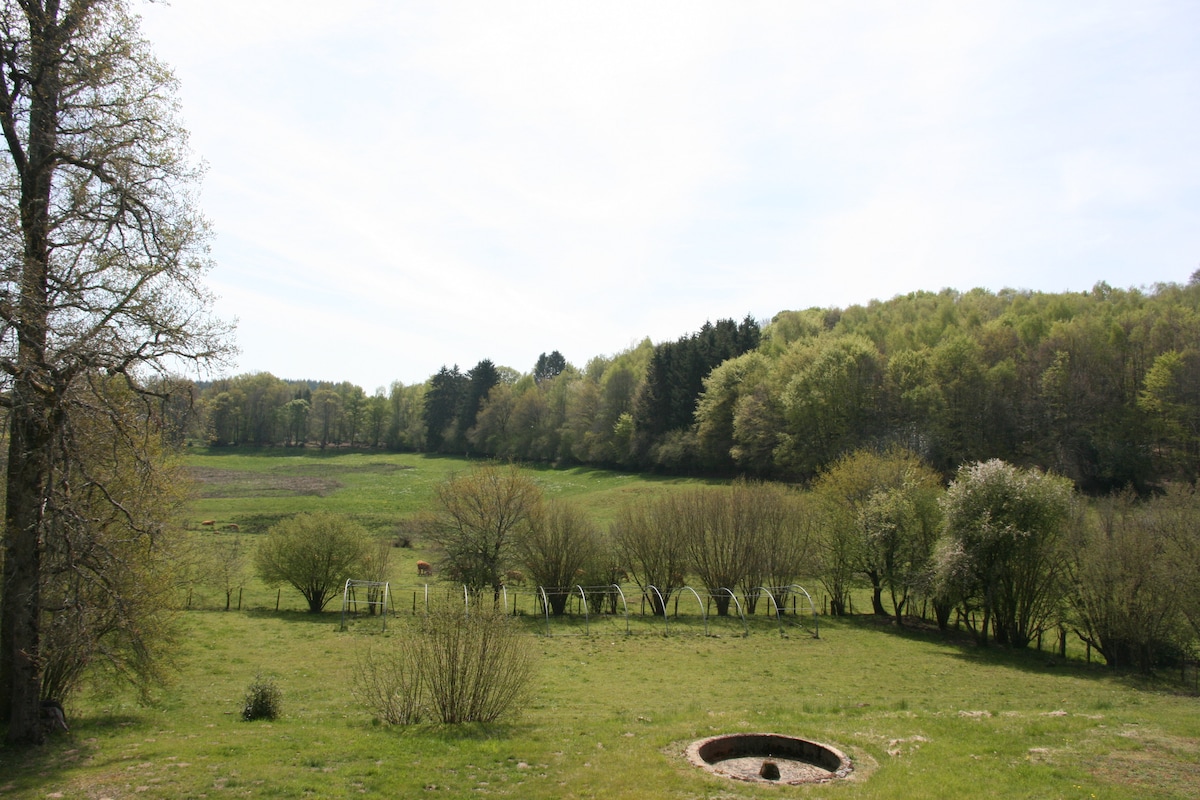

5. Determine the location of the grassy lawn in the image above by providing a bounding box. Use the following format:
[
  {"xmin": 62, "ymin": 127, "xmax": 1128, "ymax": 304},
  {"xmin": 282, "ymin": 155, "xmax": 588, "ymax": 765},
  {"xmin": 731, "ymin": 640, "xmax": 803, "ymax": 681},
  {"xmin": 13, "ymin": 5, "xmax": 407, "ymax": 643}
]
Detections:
[{"xmin": 1, "ymin": 448, "xmax": 1197, "ymax": 798}]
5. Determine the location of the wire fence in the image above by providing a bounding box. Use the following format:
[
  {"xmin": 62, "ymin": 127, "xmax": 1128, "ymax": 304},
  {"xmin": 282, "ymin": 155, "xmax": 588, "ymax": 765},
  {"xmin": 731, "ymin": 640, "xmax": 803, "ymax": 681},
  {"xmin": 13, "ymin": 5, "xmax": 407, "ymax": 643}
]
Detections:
[{"xmin": 350, "ymin": 581, "xmax": 821, "ymax": 639}]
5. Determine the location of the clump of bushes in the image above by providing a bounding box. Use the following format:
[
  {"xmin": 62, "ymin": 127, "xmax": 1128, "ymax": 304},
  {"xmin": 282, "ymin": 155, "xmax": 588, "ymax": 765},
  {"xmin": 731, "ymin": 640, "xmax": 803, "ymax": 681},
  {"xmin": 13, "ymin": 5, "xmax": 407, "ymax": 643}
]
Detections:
[
  {"xmin": 241, "ymin": 673, "xmax": 282, "ymax": 721},
  {"xmin": 354, "ymin": 607, "xmax": 535, "ymax": 725}
]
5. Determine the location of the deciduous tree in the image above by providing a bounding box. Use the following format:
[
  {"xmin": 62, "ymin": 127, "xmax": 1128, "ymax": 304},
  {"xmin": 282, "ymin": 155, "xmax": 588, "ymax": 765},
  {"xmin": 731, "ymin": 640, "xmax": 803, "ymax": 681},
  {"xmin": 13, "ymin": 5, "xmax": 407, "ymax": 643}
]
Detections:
[
  {"xmin": 425, "ymin": 464, "xmax": 542, "ymax": 597},
  {"xmin": 936, "ymin": 460, "xmax": 1074, "ymax": 647},
  {"xmin": 0, "ymin": 0, "xmax": 230, "ymax": 744},
  {"xmin": 254, "ymin": 512, "xmax": 369, "ymax": 613},
  {"xmin": 515, "ymin": 500, "xmax": 601, "ymax": 615}
]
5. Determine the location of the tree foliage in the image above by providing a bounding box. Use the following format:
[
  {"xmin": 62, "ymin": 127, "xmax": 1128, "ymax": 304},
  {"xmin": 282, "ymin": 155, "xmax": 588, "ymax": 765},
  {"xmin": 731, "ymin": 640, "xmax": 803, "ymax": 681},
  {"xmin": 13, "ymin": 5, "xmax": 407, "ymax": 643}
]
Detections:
[
  {"xmin": 0, "ymin": 0, "xmax": 231, "ymax": 744},
  {"xmin": 1065, "ymin": 489, "xmax": 1191, "ymax": 671},
  {"xmin": 254, "ymin": 512, "xmax": 369, "ymax": 613},
  {"xmin": 34, "ymin": 378, "xmax": 188, "ymax": 705},
  {"xmin": 812, "ymin": 448, "xmax": 941, "ymax": 617},
  {"xmin": 936, "ymin": 460, "xmax": 1075, "ymax": 647},
  {"xmin": 182, "ymin": 278, "xmax": 1200, "ymax": 496}
]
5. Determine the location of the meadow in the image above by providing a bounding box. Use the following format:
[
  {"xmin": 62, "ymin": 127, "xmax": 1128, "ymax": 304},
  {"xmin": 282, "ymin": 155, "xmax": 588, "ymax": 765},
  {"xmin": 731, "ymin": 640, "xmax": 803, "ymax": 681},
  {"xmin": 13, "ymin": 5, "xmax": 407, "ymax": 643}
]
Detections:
[{"xmin": 0, "ymin": 449, "xmax": 1197, "ymax": 799}]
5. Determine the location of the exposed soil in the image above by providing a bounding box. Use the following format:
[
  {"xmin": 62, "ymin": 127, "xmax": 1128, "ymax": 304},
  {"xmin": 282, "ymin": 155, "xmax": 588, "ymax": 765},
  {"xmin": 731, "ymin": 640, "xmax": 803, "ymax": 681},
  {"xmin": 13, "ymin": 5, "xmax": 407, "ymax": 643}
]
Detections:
[{"xmin": 185, "ymin": 467, "xmax": 343, "ymax": 498}]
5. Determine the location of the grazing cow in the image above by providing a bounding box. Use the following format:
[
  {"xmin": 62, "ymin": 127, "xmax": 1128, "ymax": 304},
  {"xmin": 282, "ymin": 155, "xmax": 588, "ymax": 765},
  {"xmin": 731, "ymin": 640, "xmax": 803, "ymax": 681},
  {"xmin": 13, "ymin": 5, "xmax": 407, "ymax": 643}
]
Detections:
[
  {"xmin": 223, "ymin": 523, "xmax": 240, "ymax": 532},
  {"xmin": 416, "ymin": 560, "xmax": 433, "ymax": 577},
  {"xmin": 608, "ymin": 567, "xmax": 629, "ymax": 584},
  {"xmin": 504, "ymin": 569, "xmax": 525, "ymax": 586},
  {"xmin": 41, "ymin": 699, "xmax": 68, "ymax": 733},
  {"xmin": 200, "ymin": 520, "xmax": 215, "ymax": 527}
]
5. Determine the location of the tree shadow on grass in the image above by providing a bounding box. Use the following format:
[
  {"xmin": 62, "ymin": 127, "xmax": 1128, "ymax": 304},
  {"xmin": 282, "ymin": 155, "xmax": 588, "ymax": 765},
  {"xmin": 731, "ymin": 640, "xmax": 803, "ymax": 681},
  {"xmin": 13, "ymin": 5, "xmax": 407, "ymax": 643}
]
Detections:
[
  {"xmin": 829, "ymin": 612, "xmax": 1127, "ymax": 683},
  {"xmin": 244, "ymin": 608, "xmax": 348, "ymax": 627}
]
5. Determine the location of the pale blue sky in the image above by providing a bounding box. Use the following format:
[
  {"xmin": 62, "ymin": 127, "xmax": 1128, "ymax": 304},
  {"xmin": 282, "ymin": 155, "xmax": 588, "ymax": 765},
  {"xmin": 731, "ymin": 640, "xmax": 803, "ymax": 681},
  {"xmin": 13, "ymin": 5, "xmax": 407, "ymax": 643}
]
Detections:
[{"xmin": 140, "ymin": 1, "xmax": 1200, "ymax": 391}]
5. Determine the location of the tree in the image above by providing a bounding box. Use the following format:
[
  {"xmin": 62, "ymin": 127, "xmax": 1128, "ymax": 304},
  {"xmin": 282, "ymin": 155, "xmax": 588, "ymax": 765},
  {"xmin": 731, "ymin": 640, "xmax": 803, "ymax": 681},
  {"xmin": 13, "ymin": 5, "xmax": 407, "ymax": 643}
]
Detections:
[
  {"xmin": 310, "ymin": 386, "xmax": 342, "ymax": 447},
  {"xmin": 254, "ymin": 512, "xmax": 369, "ymax": 613},
  {"xmin": 357, "ymin": 537, "xmax": 393, "ymax": 615},
  {"xmin": 1065, "ymin": 490, "xmax": 1188, "ymax": 671},
  {"xmin": 609, "ymin": 495, "xmax": 689, "ymax": 615},
  {"xmin": 0, "ymin": 1, "xmax": 230, "ymax": 744},
  {"xmin": 460, "ymin": 359, "xmax": 500, "ymax": 451},
  {"xmin": 35, "ymin": 378, "xmax": 189, "ymax": 707},
  {"xmin": 680, "ymin": 486, "xmax": 753, "ymax": 617},
  {"xmin": 422, "ymin": 365, "xmax": 466, "ymax": 452},
  {"xmin": 425, "ymin": 464, "xmax": 542, "ymax": 597},
  {"xmin": 631, "ymin": 318, "xmax": 760, "ymax": 467},
  {"xmin": 811, "ymin": 448, "xmax": 939, "ymax": 617},
  {"xmin": 534, "ymin": 350, "xmax": 567, "ymax": 384},
  {"xmin": 936, "ymin": 460, "xmax": 1074, "ymax": 647},
  {"xmin": 857, "ymin": 478, "xmax": 943, "ymax": 625},
  {"xmin": 205, "ymin": 533, "xmax": 249, "ymax": 612},
  {"xmin": 694, "ymin": 352, "xmax": 770, "ymax": 472},
  {"xmin": 515, "ymin": 500, "xmax": 601, "ymax": 615},
  {"xmin": 738, "ymin": 483, "xmax": 814, "ymax": 614},
  {"xmin": 1139, "ymin": 349, "xmax": 1200, "ymax": 480},
  {"xmin": 776, "ymin": 335, "xmax": 884, "ymax": 479}
]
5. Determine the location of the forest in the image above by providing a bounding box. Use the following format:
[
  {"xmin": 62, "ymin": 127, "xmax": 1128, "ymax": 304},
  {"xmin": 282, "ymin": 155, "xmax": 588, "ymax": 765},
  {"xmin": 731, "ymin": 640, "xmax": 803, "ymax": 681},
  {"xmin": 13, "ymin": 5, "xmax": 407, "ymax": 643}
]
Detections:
[{"xmin": 185, "ymin": 275, "xmax": 1200, "ymax": 494}]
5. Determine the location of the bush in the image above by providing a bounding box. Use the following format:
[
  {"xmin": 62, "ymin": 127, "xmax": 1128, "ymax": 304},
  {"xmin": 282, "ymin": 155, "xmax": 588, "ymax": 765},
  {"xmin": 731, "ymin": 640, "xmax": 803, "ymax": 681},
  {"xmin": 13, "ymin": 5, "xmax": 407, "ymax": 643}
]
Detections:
[
  {"xmin": 241, "ymin": 674, "xmax": 282, "ymax": 721},
  {"xmin": 353, "ymin": 608, "xmax": 535, "ymax": 725},
  {"xmin": 353, "ymin": 640, "xmax": 425, "ymax": 725},
  {"xmin": 254, "ymin": 511, "xmax": 370, "ymax": 613}
]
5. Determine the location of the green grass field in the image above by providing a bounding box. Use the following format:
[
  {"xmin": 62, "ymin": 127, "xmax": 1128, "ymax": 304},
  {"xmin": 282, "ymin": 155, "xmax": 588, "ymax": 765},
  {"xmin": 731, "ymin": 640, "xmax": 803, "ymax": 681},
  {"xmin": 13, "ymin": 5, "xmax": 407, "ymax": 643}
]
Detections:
[{"xmin": 1, "ymin": 448, "xmax": 1198, "ymax": 799}]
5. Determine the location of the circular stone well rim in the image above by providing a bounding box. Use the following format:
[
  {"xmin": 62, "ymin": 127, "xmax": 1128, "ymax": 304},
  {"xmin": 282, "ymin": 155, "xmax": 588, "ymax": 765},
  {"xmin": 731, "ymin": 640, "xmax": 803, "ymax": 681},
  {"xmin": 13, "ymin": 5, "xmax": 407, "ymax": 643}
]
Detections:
[{"xmin": 686, "ymin": 732, "xmax": 853, "ymax": 785}]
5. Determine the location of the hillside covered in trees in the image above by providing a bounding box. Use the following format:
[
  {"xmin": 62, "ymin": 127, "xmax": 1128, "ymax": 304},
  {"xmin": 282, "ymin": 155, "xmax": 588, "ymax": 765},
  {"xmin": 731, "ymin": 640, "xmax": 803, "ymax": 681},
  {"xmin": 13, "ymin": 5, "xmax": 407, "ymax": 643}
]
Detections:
[{"xmin": 181, "ymin": 276, "xmax": 1200, "ymax": 493}]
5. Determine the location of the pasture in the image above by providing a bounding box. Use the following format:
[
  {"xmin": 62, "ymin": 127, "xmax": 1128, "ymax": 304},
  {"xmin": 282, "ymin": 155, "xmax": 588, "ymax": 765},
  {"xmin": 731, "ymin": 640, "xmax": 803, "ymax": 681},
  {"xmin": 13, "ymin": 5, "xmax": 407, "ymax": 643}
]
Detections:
[{"xmin": 0, "ymin": 449, "xmax": 1197, "ymax": 799}]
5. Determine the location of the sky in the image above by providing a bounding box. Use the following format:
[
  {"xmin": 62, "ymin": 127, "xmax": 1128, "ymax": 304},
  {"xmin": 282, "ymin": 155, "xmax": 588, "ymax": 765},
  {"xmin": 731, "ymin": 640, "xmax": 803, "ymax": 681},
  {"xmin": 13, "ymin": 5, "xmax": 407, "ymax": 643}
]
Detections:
[{"xmin": 138, "ymin": 1, "xmax": 1200, "ymax": 392}]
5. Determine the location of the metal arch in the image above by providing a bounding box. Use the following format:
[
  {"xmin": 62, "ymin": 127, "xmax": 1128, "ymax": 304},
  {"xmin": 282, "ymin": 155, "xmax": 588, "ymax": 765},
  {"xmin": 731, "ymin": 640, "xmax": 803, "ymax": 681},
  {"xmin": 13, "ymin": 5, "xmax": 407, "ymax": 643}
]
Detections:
[
  {"xmin": 576, "ymin": 585, "xmax": 589, "ymax": 635},
  {"xmin": 718, "ymin": 587, "xmax": 749, "ymax": 637},
  {"xmin": 463, "ymin": 584, "xmax": 470, "ymax": 616},
  {"xmin": 677, "ymin": 585, "xmax": 708, "ymax": 636},
  {"xmin": 339, "ymin": 578, "xmax": 353, "ymax": 631},
  {"xmin": 755, "ymin": 586, "xmax": 786, "ymax": 638},
  {"xmin": 499, "ymin": 583, "xmax": 510, "ymax": 615},
  {"xmin": 610, "ymin": 583, "xmax": 631, "ymax": 635},
  {"xmin": 646, "ymin": 585, "xmax": 669, "ymax": 635},
  {"xmin": 539, "ymin": 585, "xmax": 552, "ymax": 636},
  {"xmin": 340, "ymin": 579, "xmax": 391, "ymax": 631},
  {"xmin": 786, "ymin": 584, "xmax": 820, "ymax": 639}
]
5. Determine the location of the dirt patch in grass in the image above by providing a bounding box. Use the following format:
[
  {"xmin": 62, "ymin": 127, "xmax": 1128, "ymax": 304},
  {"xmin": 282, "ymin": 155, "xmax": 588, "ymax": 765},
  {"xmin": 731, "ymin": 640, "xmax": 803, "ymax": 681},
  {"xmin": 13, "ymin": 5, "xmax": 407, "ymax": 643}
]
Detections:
[
  {"xmin": 186, "ymin": 467, "xmax": 342, "ymax": 498},
  {"xmin": 1089, "ymin": 726, "xmax": 1200, "ymax": 797},
  {"xmin": 287, "ymin": 462, "xmax": 413, "ymax": 474}
]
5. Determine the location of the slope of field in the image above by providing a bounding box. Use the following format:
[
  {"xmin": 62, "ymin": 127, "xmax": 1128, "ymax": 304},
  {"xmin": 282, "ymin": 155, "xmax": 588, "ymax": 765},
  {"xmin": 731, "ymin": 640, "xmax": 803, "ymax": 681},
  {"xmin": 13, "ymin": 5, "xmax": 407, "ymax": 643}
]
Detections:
[{"xmin": 1, "ymin": 448, "xmax": 1196, "ymax": 799}]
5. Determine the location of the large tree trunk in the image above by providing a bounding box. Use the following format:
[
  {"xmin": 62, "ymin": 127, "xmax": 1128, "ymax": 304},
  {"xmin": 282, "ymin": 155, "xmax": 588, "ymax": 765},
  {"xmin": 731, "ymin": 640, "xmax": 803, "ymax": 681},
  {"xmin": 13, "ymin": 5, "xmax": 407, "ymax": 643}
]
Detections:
[
  {"xmin": 0, "ymin": 4, "xmax": 64, "ymax": 745},
  {"xmin": 1, "ymin": 398, "xmax": 53, "ymax": 744}
]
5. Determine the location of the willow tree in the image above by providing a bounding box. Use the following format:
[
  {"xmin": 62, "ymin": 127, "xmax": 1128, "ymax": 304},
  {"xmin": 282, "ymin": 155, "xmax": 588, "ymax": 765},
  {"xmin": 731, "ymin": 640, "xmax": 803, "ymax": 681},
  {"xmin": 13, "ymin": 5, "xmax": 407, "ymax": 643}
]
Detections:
[{"xmin": 0, "ymin": 1, "xmax": 229, "ymax": 744}]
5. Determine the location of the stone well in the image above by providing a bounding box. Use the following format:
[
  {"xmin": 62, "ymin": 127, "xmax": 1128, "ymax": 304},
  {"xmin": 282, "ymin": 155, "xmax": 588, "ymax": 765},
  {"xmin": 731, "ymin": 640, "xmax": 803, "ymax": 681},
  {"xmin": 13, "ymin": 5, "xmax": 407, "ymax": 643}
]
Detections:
[{"xmin": 685, "ymin": 733, "xmax": 852, "ymax": 785}]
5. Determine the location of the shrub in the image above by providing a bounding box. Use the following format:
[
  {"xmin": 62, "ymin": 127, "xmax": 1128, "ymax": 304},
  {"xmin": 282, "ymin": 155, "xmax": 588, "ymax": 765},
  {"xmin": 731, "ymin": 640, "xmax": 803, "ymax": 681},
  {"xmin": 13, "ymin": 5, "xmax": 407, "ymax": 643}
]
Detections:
[
  {"xmin": 241, "ymin": 674, "xmax": 282, "ymax": 721},
  {"xmin": 421, "ymin": 608, "xmax": 535, "ymax": 724},
  {"xmin": 353, "ymin": 640, "xmax": 426, "ymax": 725},
  {"xmin": 353, "ymin": 608, "xmax": 535, "ymax": 725}
]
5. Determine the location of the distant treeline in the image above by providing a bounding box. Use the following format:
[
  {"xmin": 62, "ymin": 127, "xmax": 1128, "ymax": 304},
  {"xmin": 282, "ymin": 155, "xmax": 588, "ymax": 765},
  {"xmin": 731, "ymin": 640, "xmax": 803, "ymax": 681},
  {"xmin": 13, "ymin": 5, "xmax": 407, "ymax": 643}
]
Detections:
[{"xmin": 173, "ymin": 277, "xmax": 1200, "ymax": 492}]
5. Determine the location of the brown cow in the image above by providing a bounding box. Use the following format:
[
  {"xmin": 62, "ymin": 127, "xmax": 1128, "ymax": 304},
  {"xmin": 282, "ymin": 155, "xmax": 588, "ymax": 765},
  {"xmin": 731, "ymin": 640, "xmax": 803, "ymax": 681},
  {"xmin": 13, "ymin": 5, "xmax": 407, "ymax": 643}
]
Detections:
[
  {"xmin": 504, "ymin": 569, "xmax": 525, "ymax": 586},
  {"xmin": 200, "ymin": 520, "xmax": 215, "ymax": 527},
  {"xmin": 416, "ymin": 560, "xmax": 433, "ymax": 577}
]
